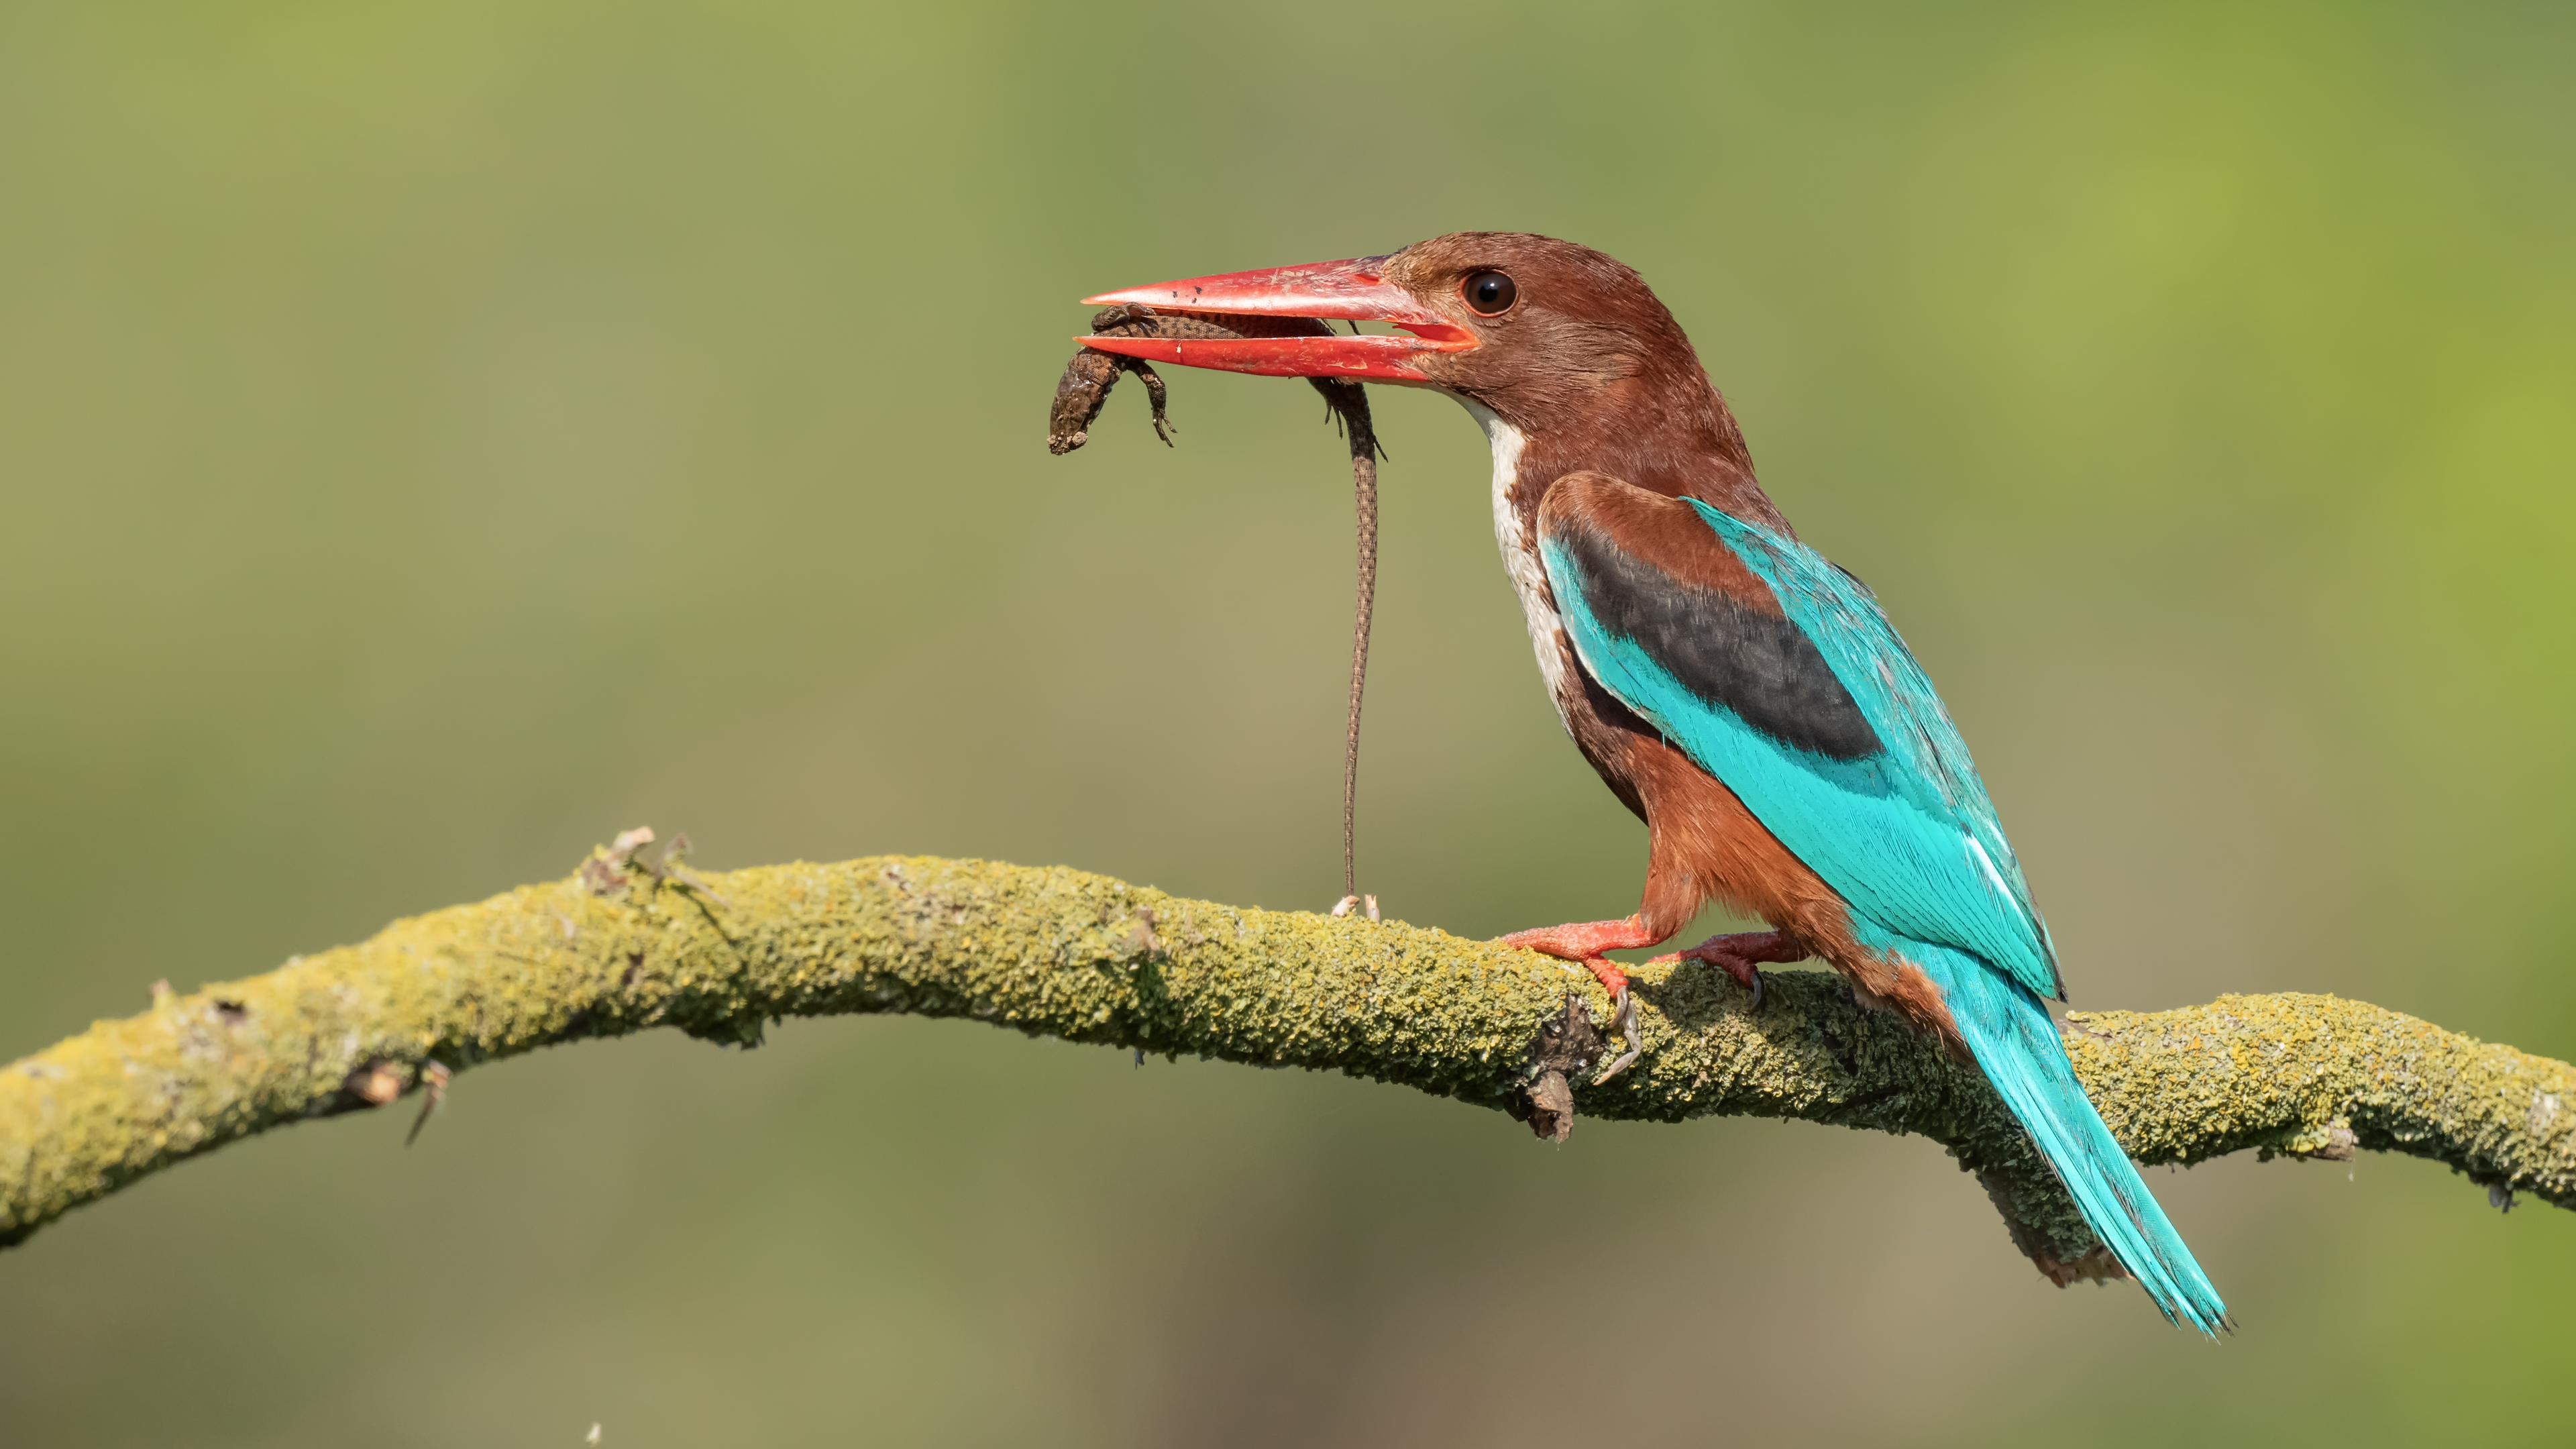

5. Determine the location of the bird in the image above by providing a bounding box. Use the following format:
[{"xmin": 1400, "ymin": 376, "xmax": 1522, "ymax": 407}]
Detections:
[{"xmin": 1075, "ymin": 232, "xmax": 2228, "ymax": 1336}]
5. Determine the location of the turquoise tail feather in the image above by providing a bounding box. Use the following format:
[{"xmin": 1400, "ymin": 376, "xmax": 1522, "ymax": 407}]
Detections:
[{"xmin": 1888, "ymin": 932, "xmax": 2229, "ymax": 1336}]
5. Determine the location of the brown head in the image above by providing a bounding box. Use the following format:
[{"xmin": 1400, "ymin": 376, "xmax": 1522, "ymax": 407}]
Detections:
[{"xmin": 1080, "ymin": 231, "xmax": 1765, "ymax": 513}]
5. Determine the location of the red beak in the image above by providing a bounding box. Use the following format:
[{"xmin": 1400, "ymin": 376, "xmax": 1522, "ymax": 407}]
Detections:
[{"xmin": 1079, "ymin": 256, "xmax": 1474, "ymax": 382}]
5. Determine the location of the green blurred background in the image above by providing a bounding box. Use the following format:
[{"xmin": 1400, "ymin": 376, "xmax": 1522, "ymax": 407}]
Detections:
[{"xmin": 3, "ymin": 1, "xmax": 2571, "ymax": 1443}]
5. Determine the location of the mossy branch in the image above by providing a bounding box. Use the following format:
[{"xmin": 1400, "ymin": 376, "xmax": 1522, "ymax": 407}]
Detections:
[{"xmin": 4, "ymin": 849, "xmax": 2569, "ymax": 1268}]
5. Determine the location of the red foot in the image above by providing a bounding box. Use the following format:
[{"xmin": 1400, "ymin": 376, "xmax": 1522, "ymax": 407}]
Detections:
[
  {"xmin": 1648, "ymin": 929, "xmax": 1807, "ymax": 1006},
  {"xmin": 1500, "ymin": 916, "xmax": 1671, "ymax": 999}
]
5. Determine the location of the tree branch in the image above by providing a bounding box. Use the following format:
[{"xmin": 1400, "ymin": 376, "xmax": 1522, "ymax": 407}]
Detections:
[{"xmin": 5, "ymin": 850, "xmax": 2569, "ymax": 1266}]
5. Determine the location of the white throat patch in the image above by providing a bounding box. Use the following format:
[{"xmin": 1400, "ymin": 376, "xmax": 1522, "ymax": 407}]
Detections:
[{"xmin": 1460, "ymin": 400, "xmax": 1573, "ymax": 733}]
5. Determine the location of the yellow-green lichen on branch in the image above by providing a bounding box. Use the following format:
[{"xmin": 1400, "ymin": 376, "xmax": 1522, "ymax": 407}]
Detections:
[{"xmin": 2, "ymin": 851, "xmax": 2569, "ymax": 1273}]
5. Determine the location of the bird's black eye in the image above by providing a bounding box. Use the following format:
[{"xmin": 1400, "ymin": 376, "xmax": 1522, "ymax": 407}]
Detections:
[{"xmin": 1462, "ymin": 270, "xmax": 1517, "ymax": 316}]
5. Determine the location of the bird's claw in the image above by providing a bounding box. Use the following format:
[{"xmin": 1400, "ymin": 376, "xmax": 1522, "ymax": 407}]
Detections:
[
  {"xmin": 1329, "ymin": 894, "xmax": 1381, "ymax": 920},
  {"xmin": 1593, "ymin": 986, "xmax": 1642, "ymax": 1085},
  {"xmin": 1674, "ymin": 938, "xmax": 1774, "ymax": 1011}
]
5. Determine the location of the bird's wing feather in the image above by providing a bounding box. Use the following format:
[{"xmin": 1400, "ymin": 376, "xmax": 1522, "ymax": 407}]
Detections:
[{"xmin": 1536, "ymin": 475, "xmax": 2059, "ymax": 998}]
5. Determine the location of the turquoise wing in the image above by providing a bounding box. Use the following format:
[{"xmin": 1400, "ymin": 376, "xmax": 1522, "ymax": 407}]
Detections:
[{"xmin": 1539, "ymin": 493, "xmax": 2061, "ymax": 999}]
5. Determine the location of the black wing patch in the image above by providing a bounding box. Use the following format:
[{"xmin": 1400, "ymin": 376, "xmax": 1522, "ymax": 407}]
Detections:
[{"xmin": 1554, "ymin": 523, "xmax": 1884, "ymax": 761}]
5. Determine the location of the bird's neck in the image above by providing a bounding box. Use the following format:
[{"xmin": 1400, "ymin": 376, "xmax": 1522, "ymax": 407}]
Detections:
[
  {"xmin": 1466, "ymin": 370, "xmax": 1790, "ymax": 541},
  {"xmin": 1462, "ymin": 376, "xmax": 1787, "ymax": 739},
  {"xmin": 1465, "ymin": 401, "xmax": 1576, "ymax": 733}
]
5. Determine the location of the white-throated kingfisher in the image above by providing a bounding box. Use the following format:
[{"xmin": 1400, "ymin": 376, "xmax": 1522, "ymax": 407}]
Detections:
[{"xmin": 1078, "ymin": 233, "xmax": 2227, "ymax": 1334}]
